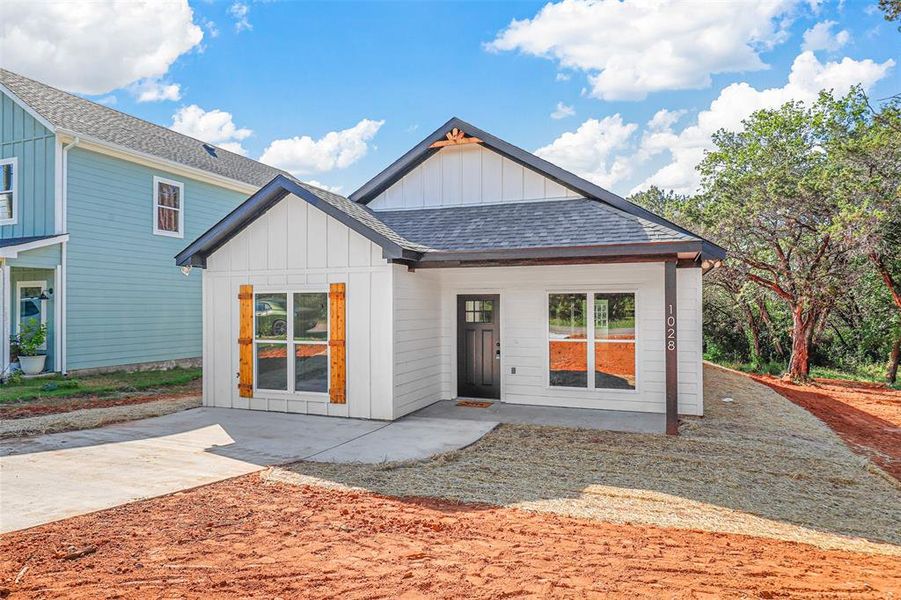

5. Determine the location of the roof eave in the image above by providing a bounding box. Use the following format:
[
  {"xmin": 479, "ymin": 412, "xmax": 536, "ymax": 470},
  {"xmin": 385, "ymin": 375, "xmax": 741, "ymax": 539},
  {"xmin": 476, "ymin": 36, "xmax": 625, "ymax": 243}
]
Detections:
[
  {"xmin": 176, "ymin": 176, "xmax": 411, "ymax": 268},
  {"xmin": 412, "ymin": 240, "xmax": 705, "ymax": 267}
]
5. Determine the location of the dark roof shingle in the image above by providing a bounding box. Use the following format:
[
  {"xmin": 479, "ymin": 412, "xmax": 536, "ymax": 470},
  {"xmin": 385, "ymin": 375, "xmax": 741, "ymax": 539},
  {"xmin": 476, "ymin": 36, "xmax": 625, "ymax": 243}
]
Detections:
[{"xmin": 375, "ymin": 200, "xmax": 696, "ymax": 252}]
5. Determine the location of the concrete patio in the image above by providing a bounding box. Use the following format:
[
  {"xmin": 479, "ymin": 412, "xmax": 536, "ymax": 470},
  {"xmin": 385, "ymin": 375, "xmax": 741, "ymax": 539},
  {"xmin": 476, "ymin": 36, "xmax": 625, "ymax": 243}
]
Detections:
[{"xmin": 413, "ymin": 400, "xmax": 665, "ymax": 433}]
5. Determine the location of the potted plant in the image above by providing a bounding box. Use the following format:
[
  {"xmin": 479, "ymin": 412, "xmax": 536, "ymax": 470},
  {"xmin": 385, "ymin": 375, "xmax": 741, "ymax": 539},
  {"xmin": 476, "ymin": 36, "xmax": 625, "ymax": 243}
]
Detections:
[{"xmin": 16, "ymin": 318, "xmax": 47, "ymax": 375}]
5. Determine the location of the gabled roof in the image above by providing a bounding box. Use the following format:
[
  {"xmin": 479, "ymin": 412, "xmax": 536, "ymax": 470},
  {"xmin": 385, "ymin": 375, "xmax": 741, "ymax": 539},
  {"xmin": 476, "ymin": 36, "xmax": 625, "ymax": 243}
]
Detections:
[
  {"xmin": 352, "ymin": 117, "xmax": 725, "ymax": 260},
  {"xmin": 0, "ymin": 68, "xmax": 282, "ymax": 188},
  {"xmin": 177, "ymin": 118, "xmax": 726, "ymax": 269},
  {"xmin": 175, "ymin": 176, "xmax": 428, "ymax": 268}
]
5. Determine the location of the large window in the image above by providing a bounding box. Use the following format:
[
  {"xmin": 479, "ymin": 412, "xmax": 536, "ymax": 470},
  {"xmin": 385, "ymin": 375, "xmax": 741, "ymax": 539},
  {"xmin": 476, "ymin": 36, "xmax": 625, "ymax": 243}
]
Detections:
[
  {"xmin": 548, "ymin": 292, "xmax": 636, "ymax": 390},
  {"xmin": 153, "ymin": 176, "xmax": 184, "ymax": 237},
  {"xmin": 255, "ymin": 291, "xmax": 329, "ymax": 393},
  {"xmin": 0, "ymin": 157, "xmax": 17, "ymax": 225}
]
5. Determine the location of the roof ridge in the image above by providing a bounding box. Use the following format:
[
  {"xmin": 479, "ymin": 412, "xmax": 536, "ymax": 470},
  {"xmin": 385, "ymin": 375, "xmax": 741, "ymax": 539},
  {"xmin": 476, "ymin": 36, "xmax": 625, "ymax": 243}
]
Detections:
[{"xmin": 0, "ymin": 67, "xmax": 293, "ymax": 182}]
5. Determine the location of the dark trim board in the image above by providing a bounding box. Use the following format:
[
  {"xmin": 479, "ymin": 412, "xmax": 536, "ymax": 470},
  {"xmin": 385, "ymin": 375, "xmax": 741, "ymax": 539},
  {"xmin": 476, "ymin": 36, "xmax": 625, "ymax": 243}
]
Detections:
[{"xmin": 664, "ymin": 259, "xmax": 679, "ymax": 435}]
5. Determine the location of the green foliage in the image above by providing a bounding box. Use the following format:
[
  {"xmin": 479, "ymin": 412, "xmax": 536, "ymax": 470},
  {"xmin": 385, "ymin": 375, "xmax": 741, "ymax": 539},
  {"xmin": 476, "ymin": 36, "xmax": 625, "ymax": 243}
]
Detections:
[
  {"xmin": 0, "ymin": 367, "xmax": 201, "ymax": 403},
  {"xmin": 16, "ymin": 319, "xmax": 47, "ymax": 357},
  {"xmin": 879, "ymin": 0, "xmax": 901, "ymax": 26},
  {"xmin": 640, "ymin": 88, "xmax": 900, "ymax": 382}
]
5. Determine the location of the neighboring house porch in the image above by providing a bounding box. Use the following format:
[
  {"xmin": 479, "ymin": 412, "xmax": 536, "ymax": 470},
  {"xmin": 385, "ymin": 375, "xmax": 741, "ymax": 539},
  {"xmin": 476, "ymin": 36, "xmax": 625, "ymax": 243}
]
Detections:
[{"xmin": 0, "ymin": 234, "xmax": 67, "ymax": 375}]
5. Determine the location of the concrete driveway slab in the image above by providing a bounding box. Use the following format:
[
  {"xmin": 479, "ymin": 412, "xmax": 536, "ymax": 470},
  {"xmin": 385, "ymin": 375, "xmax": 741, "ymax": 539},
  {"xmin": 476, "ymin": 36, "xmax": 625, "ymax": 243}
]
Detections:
[{"xmin": 0, "ymin": 407, "xmax": 495, "ymax": 533}]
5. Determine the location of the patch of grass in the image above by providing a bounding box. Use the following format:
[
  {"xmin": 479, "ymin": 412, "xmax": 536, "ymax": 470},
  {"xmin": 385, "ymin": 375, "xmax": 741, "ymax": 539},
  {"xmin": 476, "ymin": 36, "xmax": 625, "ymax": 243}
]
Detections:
[
  {"xmin": 0, "ymin": 367, "xmax": 202, "ymax": 404},
  {"xmin": 809, "ymin": 365, "xmax": 898, "ymax": 387},
  {"xmin": 706, "ymin": 358, "xmax": 899, "ymax": 387}
]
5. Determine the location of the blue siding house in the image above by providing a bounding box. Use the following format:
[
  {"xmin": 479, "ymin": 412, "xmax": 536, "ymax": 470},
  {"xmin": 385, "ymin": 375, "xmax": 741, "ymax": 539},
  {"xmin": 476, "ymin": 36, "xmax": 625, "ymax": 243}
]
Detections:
[{"xmin": 0, "ymin": 69, "xmax": 284, "ymax": 374}]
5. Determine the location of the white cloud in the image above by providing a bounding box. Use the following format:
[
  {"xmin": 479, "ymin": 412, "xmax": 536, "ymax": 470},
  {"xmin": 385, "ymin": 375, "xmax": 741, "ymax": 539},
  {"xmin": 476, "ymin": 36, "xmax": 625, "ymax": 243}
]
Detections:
[
  {"xmin": 260, "ymin": 119, "xmax": 385, "ymax": 176},
  {"xmin": 802, "ymin": 21, "xmax": 850, "ymax": 52},
  {"xmin": 0, "ymin": 0, "xmax": 203, "ymax": 95},
  {"xmin": 201, "ymin": 17, "xmax": 220, "ymax": 38},
  {"xmin": 95, "ymin": 95, "xmax": 117, "ymax": 106},
  {"xmin": 555, "ymin": 72, "xmax": 572, "ymax": 82},
  {"xmin": 229, "ymin": 2, "xmax": 252, "ymax": 32},
  {"xmin": 130, "ymin": 78, "xmax": 182, "ymax": 103},
  {"xmin": 170, "ymin": 105, "xmax": 253, "ymax": 155},
  {"xmin": 647, "ymin": 109, "xmax": 685, "ymax": 131},
  {"xmin": 534, "ymin": 115, "xmax": 638, "ymax": 188},
  {"xmin": 551, "ymin": 102, "xmax": 576, "ymax": 119},
  {"xmin": 634, "ymin": 51, "xmax": 894, "ymax": 194},
  {"xmin": 303, "ymin": 180, "xmax": 343, "ymax": 194},
  {"xmin": 533, "ymin": 51, "xmax": 894, "ymax": 195},
  {"xmin": 487, "ymin": 0, "xmax": 799, "ymax": 100}
]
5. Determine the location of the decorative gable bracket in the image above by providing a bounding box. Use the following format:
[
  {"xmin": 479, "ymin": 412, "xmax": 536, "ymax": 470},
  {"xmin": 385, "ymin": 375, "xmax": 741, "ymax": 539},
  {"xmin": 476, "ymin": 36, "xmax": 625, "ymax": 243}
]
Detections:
[{"xmin": 429, "ymin": 128, "xmax": 482, "ymax": 149}]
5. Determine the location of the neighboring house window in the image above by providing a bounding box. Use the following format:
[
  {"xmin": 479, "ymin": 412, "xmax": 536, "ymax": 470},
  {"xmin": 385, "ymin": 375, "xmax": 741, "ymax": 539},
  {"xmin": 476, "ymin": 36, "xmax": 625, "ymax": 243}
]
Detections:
[
  {"xmin": 0, "ymin": 157, "xmax": 18, "ymax": 225},
  {"xmin": 254, "ymin": 291, "xmax": 329, "ymax": 394},
  {"xmin": 16, "ymin": 281, "xmax": 47, "ymax": 350},
  {"xmin": 548, "ymin": 292, "xmax": 636, "ymax": 390},
  {"xmin": 153, "ymin": 176, "xmax": 184, "ymax": 237}
]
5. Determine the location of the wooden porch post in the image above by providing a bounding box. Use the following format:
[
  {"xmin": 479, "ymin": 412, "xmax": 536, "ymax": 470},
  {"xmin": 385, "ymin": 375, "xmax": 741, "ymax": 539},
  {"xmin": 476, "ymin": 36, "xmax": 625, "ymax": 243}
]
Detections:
[{"xmin": 665, "ymin": 259, "xmax": 679, "ymax": 435}]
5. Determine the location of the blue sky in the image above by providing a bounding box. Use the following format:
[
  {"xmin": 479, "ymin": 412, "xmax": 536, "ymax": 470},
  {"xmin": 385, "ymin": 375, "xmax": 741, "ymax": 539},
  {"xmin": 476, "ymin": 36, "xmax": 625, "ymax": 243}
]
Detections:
[{"xmin": 2, "ymin": 0, "xmax": 898, "ymax": 197}]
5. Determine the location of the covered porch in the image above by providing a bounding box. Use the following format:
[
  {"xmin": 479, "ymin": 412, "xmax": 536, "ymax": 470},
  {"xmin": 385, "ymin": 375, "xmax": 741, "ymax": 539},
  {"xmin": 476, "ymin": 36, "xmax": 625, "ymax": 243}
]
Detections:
[{"xmin": 0, "ymin": 234, "xmax": 68, "ymax": 375}]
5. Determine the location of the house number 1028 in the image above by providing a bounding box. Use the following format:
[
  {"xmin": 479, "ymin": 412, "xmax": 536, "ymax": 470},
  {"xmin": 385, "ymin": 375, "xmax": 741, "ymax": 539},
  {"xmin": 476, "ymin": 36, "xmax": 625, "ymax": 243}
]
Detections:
[{"xmin": 666, "ymin": 304, "xmax": 676, "ymax": 351}]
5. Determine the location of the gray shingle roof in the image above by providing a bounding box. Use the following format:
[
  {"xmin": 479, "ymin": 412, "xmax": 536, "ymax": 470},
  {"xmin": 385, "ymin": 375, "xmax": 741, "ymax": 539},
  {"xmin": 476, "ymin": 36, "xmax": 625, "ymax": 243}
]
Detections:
[
  {"xmin": 1, "ymin": 69, "xmax": 422, "ymax": 251},
  {"xmin": 375, "ymin": 200, "xmax": 697, "ymax": 252},
  {"xmin": 0, "ymin": 68, "xmax": 281, "ymax": 187}
]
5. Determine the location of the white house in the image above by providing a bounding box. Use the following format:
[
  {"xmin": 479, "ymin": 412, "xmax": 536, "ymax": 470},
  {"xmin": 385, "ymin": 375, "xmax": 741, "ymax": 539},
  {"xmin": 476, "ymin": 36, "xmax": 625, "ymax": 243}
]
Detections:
[{"xmin": 177, "ymin": 118, "xmax": 725, "ymax": 434}]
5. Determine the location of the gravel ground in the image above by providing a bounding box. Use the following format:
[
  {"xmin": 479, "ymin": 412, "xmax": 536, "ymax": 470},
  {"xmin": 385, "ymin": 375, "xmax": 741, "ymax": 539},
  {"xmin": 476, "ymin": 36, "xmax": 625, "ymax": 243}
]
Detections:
[
  {"xmin": 0, "ymin": 396, "xmax": 201, "ymax": 438},
  {"xmin": 276, "ymin": 364, "xmax": 901, "ymax": 556}
]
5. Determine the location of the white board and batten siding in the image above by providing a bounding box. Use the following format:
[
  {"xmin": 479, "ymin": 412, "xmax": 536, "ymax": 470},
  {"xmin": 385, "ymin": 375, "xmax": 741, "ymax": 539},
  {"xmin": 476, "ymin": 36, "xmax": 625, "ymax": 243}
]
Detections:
[
  {"xmin": 392, "ymin": 263, "xmax": 703, "ymax": 417},
  {"xmin": 369, "ymin": 144, "xmax": 583, "ymax": 211},
  {"xmin": 202, "ymin": 194, "xmax": 395, "ymax": 419}
]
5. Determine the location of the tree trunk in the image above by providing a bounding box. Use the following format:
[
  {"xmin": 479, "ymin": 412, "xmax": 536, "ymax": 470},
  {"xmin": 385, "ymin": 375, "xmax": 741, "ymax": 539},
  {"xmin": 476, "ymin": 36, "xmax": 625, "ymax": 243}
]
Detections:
[
  {"xmin": 757, "ymin": 298, "xmax": 784, "ymax": 357},
  {"xmin": 744, "ymin": 304, "xmax": 762, "ymax": 364},
  {"xmin": 887, "ymin": 336, "xmax": 901, "ymax": 384},
  {"xmin": 787, "ymin": 305, "xmax": 815, "ymax": 381}
]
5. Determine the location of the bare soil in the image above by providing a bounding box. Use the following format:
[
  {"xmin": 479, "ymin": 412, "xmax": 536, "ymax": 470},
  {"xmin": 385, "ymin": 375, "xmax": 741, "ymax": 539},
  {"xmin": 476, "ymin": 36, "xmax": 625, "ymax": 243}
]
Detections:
[
  {"xmin": 1, "ymin": 474, "xmax": 898, "ymax": 599},
  {"xmin": 280, "ymin": 365, "xmax": 901, "ymax": 553},
  {"xmin": 0, "ymin": 396, "xmax": 201, "ymax": 439},
  {"xmin": 0, "ymin": 381, "xmax": 201, "ymax": 420},
  {"xmin": 752, "ymin": 374, "xmax": 901, "ymax": 479}
]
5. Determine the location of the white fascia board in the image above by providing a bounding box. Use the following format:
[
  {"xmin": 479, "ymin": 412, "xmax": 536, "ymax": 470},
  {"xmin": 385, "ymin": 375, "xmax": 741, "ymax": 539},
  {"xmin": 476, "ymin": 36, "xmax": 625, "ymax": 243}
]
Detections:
[
  {"xmin": 0, "ymin": 234, "xmax": 70, "ymax": 258},
  {"xmin": 56, "ymin": 130, "xmax": 260, "ymax": 195}
]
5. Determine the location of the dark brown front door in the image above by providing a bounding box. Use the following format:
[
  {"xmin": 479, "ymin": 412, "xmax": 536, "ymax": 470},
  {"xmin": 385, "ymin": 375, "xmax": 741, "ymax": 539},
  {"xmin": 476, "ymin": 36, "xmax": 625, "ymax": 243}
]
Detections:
[{"xmin": 457, "ymin": 295, "xmax": 500, "ymax": 399}]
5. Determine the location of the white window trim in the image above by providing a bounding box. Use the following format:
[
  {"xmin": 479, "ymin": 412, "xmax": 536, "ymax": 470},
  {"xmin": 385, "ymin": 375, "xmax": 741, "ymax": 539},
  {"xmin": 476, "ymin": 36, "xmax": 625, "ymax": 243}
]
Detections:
[
  {"xmin": 0, "ymin": 156, "xmax": 19, "ymax": 226},
  {"xmin": 253, "ymin": 289, "xmax": 330, "ymax": 397},
  {"xmin": 546, "ymin": 291, "xmax": 639, "ymax": 393},
  {"xmin": 16, "ymin": 280, "xmax": 48, "ymax": 350},
  {"xmin": 152, "ymin": 176, "xmax": 184, "ymax": 238}
]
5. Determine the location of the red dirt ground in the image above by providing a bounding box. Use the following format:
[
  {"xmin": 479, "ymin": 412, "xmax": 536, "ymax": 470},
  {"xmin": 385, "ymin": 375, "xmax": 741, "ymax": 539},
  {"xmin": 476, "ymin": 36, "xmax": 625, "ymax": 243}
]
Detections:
[
  {"xmin": 0, "ymin": 386, "xmax": 201, "ymax": 420},
  {"xmin": 752, "ymin": 375, "xmax": 901, "ymax": 480},
  {"xmin": 1, "ymin": 475, "xmax": 898, "ymax": 599},
  {"xmin": 550, "ymin": 340, "xmax": 636, "ymax": 380}
]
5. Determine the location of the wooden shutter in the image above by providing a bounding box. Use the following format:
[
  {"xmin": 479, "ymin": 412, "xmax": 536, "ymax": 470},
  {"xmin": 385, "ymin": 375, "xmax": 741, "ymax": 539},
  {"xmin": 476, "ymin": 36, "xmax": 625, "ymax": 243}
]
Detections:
[
  {"xmin": 238, "ymin": 284, "xmax": 254, "ymax": 398},
  {"xmin": 329, "ymin": 282, "xmax": 346, "ymax": 404}
]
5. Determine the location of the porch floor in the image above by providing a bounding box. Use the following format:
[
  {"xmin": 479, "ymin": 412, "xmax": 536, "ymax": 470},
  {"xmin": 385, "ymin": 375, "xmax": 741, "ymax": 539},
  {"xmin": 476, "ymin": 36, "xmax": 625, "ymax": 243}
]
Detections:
[{"xmin": 412, "ymin": 400, "xmax": 665, "ymax": 434}]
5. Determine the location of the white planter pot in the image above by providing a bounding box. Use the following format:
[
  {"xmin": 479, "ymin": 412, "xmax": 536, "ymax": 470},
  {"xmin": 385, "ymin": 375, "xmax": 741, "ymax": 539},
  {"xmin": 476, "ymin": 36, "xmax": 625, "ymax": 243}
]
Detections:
[{"xmin": 19, "ymin": 355, "xmax": 47, "ymax": 375}]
